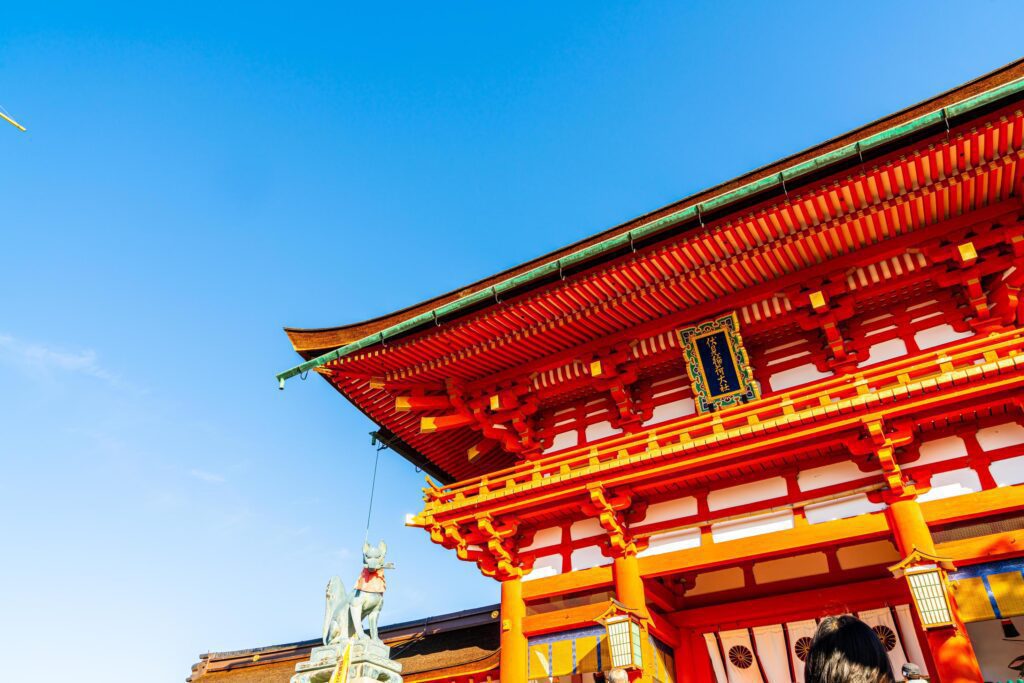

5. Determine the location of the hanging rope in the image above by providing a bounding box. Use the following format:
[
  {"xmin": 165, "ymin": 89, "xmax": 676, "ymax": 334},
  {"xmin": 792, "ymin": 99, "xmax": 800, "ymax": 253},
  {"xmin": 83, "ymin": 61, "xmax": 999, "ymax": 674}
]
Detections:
[{"xmin": 363, "ymin": 440, "xmax": 384, "ymax": 545}]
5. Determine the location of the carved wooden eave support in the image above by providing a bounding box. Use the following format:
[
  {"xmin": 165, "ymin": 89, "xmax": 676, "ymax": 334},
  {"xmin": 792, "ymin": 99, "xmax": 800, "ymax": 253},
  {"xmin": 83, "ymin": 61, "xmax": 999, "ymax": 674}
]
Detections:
[
  {"xmin": 475, "ymin": 515, "xmax": 532, "ymax": 581},
  {"xmin": 791, "ymin": 284, "xmax": 859, "ymax": 373},
  {"xmin": 928, "ymin": 237, "xmax": 1005, "ymax": 333},
  {"xmin": 423, "ymin": 514, "xmax": 532, "ymax": 581},
  {"xmin": 582, "ymin": 485, "xmax": 648, "ymax": 557},
  {"xmin": 588, "ymin": 353, "xmax": 647, "ymax": 433},
  {"xmin": 850, "ymin": 417, "xmax": 917, "ymax": 500}
]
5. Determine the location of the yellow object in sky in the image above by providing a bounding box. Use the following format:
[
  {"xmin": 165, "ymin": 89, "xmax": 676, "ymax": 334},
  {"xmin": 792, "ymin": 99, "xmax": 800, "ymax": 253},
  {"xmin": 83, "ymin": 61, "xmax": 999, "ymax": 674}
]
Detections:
[{"xmin": 0, "ymin": 109, "xmax": 26, "ymax": 131}]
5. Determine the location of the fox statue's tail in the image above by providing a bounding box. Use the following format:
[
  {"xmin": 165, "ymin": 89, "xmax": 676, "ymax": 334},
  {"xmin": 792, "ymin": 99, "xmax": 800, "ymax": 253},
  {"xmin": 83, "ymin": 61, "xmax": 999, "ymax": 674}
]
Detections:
[{"xmin": 322, "ymin": 576, "xmax": 350, "ymax": 645}]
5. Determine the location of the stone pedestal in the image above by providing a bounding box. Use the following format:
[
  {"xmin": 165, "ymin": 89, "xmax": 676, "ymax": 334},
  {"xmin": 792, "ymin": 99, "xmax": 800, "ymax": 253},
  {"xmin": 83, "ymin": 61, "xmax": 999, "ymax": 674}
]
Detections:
[{"xmin": 291, "ymin": 638, "xmax": 403, "ymax": 683}]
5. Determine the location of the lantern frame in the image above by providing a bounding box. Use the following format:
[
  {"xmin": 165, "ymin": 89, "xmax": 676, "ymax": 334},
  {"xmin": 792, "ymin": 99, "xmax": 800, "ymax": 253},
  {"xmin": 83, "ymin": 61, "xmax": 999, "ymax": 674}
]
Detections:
[
  {"xmin": 597, "ymin": 600, "xmax": 645, "ymax": 671},
  {"xmin": 888, "ymin": 550, "xmax": 956, "ymax": 629}
]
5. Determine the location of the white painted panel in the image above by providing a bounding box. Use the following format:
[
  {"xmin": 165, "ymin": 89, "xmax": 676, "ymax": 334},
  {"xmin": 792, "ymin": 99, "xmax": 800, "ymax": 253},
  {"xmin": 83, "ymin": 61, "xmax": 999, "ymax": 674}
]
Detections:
[
  {"xmin": 584, "ymin": 420, "xmax": 619, "ymax": 443},
  {"xmin": 522, "ymin": 526, "xmax": 562, "ymax": 552},
  {"xmin": 719, "ymin": 629, "xmax": 765, "ymax": 683},
  {"xmin": 766, "ymin": 350, "xmax": 811, "ymax": 367},
  {"xmin": 752, "ymin": 625, "xmax": 790, "ymax": 683},
  {"xmin": 638, "ymin": 528, "xmax": 701, "ymax": 557},
  {"xmin": 764, "ymin": 338, "xmax": 806, "ymax": 355},
  {"xmin": 645, "ymin": 397, "xmax": 695, "ymax": 425},
  {"xmin": 804, "ymin": 494, "xmax": 885, "ymax": 524},
  {"xmin": 914, "ymin": 436, "xmax": 968, "ymax": 467},
  {"xmin": 990, "ymin": 455, "xmax": 1024, "ymax": 487},
  {"xmin": 570, "ymin": 517, "xmax": 604, "ymax": 540},
  {"xmin": 906, "ymin": 299, "xmax": 939, "ymax": 312},
  {"xmin": 711, "ymin": 511, "xmax": 794, "ymax": 543},
  {"xmin": 768, "ymin": 363, "xmax": 833, "ymax": 391},
  {"xmin": 704, "ymin": 634, "xmax": 729, "ymax": 683},
  {"xmin": 858, "ymin": 608, "xmax": 910, "ymax": 678},
  {"xmin": 570, "ymin": 545, "xmax": 609, "ymax": 571},
  {"xmin": 916, "ymin": 468, "xmax": 982, "ymax": 502},
  {"xmin": 976, "ymin": 422, "xmax": 1024, "ymax": 451},
  {"xmin": 786, "ymin": 620, "xmax": 818, "ymax": 683},
  {"xmin": 641, "ymin": 496, "xmax": 698, "ymax": 525},
  {"xmin": 798, "ymin": 461, "xmax": 872, "ymax": 491},
  {"xmin": 523, "ymin": 554, "xmax": 561, "ymax": 582},
  {"xmin": 914, "ymin": 323, "xmax": 972, "ymax": 350},
  {"xmin": 866, "ymin": 324, "xmax": 899, "ymax": 337},
  {"xmin": 542, "ymin": 430, "xmax": 578, "ymax": 454},
  {"xmin": 708, "ymin": 477, "xmax": 788, "ymax": 512},
  {"xmin": 895, "ymin": 604, "xmax": 929, "ymax": 674},
  {"xmin": 859, "ymin": 338, "xmax": 908, "ymax": 367}
]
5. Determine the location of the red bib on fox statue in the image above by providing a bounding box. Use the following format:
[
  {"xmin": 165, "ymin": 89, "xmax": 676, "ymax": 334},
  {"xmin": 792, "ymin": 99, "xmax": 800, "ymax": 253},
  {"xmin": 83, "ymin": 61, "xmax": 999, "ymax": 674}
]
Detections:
[{"xmin": 354, "ymin": 568, "xmax": 386, "ymax": 594}]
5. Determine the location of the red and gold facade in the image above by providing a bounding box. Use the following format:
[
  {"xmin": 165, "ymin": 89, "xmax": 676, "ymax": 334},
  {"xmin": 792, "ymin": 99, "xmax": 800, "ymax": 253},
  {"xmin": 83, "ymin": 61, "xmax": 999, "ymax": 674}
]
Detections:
[{"xmin": 284, "ymin": 61, "xmax": 1024, "ymax": 682}]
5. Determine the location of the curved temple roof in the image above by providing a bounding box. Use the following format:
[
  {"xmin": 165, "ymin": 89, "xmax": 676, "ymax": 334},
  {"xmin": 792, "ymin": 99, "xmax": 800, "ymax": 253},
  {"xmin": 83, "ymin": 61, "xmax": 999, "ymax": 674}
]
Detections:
[{"xmin": 280, "ymin": 59, "xmax": 1024, "ymax": 482}]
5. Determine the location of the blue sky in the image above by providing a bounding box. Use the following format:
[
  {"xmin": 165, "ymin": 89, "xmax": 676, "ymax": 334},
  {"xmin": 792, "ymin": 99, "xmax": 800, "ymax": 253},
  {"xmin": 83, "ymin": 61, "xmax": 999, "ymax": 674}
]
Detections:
[{"xmin": 1, "ymin": 3, "xmax": 1021, "ymax": 681}]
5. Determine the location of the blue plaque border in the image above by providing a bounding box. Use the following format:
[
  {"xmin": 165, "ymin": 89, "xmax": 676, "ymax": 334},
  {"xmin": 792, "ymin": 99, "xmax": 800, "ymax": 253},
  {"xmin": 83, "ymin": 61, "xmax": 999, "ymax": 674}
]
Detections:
[{"xmin": 677, "ymin": 312, "xmax": 760, "ymax": 413}]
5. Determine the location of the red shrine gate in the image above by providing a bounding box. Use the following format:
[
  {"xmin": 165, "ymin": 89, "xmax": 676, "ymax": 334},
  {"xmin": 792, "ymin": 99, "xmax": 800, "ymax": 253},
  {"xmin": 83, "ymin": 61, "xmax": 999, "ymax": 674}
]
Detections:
[{"xmin": 281, "ymin": 60, "xmax": 1024, "ymax": 682}]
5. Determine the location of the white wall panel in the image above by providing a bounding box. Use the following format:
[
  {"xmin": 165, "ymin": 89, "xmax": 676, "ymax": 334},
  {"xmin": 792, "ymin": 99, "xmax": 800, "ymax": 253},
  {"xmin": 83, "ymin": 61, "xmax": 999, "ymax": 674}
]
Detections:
[
  {"xmin": 570, "ymin": 545, "xmax": 609, "ymax": 571},
  {"xmin": 711, "ymin": 511, "xmax": 794, "ymax": 543},
  {"xmin": 916, "ymin": 468, "xmax": 982, "ymax": 502},
  {"xmin": 914, "ymin": 436, "xmax": 968, "ymax": 467},
  {"xmin": 768, "ymin": 363, "xmax": 833, "ymax": 391},
  {"xmin": 522, "ymin": 526, "xmax": 562, "ymax": 552},
  {"xmin": 709, "ymin": 477, "xmax": 788, "ymax": 511},
  {"xmin": 798, "ymin": 461, "xmax": 872, "ymax": 491},
  {"xmin": 570, "ymin": 517, "xmax": 603, "ymax": 540},
  {"xmin": 523, "ymin": 554, "xmax": 561, "ymax": 582},
  {"xmin": 990, "ymin": 456, "xmax": 1024, "ymax": 487},
  {"xmin": 976, "ymin": 422, "xmax": 1024, "ymax": 451},
  {"xmin": 914, "ymin": 323, "xmax": 972, "ymax": 350},
  {"xmin": 859, "ymin": 338, "xmax": 908, "ymax": 367},
  {"xmin": 804, "ymin": 494, "xmax": 884, "ymax": 524},
  {"xmin": 638, "ymin": 528, "xmax": 701, "ymax": 557},
  {"xmin": 645, "ymin": 397, "xmax": 696, "ymax": 426},
  {"xmin": 641, "ymin": 496, "xmax": 698, "ymax": 525}
]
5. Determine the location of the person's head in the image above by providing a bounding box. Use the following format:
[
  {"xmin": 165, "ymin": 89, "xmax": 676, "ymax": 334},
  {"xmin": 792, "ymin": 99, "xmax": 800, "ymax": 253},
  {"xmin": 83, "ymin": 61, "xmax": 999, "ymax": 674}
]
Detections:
[
  {"xmin": 805, "ymin": 615, "xmax": 895, "ymax": 683},
  {"xmin": 605, "ymin": 668, "xmax": 629, "ymax": 683}
]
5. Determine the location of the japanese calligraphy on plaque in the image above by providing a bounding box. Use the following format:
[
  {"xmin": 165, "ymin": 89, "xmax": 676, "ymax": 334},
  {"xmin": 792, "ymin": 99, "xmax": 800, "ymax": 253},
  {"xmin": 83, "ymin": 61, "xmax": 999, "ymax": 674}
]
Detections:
[{"xmin": 677, "ymin": 312, "xmax": 760, "ymax": 413}]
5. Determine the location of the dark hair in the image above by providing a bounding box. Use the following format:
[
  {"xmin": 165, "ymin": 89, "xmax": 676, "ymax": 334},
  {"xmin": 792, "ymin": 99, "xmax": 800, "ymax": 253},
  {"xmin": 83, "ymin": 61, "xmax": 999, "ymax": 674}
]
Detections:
[{"xmin": 804, "ymin": 615, "xmax": 895, "ymax": 683}]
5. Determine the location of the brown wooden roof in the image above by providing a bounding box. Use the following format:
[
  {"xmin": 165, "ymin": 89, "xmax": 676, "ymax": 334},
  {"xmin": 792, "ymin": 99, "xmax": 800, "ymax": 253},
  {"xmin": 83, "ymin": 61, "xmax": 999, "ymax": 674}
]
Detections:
[
  {"xmin": 285, "ymin": 58, "xmax": 1024, "ymax": 357},
  {"xmin": 187, "ymin": 606, "xmax": 500, "ymax": 683}
]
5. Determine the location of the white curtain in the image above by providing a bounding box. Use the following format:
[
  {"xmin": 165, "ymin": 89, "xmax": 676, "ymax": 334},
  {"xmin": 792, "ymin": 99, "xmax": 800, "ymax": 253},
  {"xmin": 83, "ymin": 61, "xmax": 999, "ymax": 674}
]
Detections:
[
  {"xmin": 752, "ymin": 625, "xmax": 790, "ymax": 683},
  {"xmin": 704, "ymin": 633, "xmax": 729, "ymax": 683},
  {"xmin": 893, "ymin": 604, "xmax": 928, "ymax": 674},
  {"xmin": 784, "ymin": 619, "xmax": 818, "ymax": 683},
  {"xmin": 719, "ymin": 629, "xmax": 765, "ymax": 683},
  {"xmin": 857, "ymin": 607, "xmax": 910, "ymax": 675}
]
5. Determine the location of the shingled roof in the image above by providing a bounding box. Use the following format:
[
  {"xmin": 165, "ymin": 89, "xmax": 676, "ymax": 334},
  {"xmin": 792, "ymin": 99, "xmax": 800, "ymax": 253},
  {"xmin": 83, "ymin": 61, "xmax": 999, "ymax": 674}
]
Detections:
[{"xmin": 187, "ymin": 605, "xmax": 500, "ymax": 683}]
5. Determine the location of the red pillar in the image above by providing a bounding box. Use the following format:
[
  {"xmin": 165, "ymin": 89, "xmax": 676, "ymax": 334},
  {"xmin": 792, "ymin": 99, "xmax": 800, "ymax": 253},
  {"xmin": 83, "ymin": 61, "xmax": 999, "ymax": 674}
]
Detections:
[
  {"xmin": 885, "ymin": 498, "xmax": 983, "ymax": 683},
  {"xmin": 674, "ymin": 628, "xmax": 714, "ymax": 683}
]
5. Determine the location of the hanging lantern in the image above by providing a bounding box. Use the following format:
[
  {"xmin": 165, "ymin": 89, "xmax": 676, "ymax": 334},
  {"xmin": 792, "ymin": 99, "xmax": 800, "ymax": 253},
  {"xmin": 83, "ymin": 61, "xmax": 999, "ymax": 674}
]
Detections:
[
  {"xmin": 597, "ymin": 600, "xmax": 645, "ymax": 671},
  {"xmin": 888, "ymin": 551, "xmax": 956, "ymax": 629}
]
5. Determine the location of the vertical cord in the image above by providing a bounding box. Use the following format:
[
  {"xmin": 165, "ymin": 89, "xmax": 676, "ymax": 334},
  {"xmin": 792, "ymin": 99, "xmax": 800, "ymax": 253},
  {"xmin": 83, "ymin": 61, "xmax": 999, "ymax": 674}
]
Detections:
[{"xmin": 364, "ymin": 445, "xmax": 383, "ymax": 545}]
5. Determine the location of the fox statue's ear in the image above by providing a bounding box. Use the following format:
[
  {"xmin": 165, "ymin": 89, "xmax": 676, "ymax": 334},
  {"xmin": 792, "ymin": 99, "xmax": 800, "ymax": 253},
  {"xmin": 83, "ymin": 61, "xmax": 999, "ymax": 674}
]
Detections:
[
  {"xmin": 363, "ymin": 542, "xmax": 371, "ymax": 556},
  {"xmin": 378, "ymin": 540, "xmax": 387, "ymax": 556}
]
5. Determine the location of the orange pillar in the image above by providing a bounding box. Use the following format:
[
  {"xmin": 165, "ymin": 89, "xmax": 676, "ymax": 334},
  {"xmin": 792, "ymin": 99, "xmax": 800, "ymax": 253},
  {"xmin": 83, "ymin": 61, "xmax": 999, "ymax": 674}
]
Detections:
[
  {"xmin": 500, "ymin": 576, "xmax": 527, "ymax": 683},
  {"xmin": 613, "ymin": 552, "xmax": 648, "ymax": 616},
  {"xmin": 885, "ymin": 498, "xmax": 982, "ymax": 683}
]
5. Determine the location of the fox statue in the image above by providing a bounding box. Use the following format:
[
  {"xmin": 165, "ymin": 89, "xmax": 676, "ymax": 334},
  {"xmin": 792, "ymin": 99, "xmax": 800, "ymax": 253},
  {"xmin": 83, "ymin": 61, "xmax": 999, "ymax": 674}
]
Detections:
[{"xmin": 323, "ymin": 541, "xmax": 394, "ymax": 645}]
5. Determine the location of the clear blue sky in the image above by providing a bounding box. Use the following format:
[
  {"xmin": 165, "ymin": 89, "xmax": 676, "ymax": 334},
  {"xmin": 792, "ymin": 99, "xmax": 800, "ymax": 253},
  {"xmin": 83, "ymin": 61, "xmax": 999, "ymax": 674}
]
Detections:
[{"xmin": 1, "ymin": 3, "xmax": 1021, "ymax": 680}]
